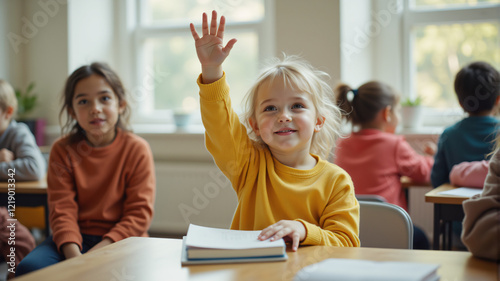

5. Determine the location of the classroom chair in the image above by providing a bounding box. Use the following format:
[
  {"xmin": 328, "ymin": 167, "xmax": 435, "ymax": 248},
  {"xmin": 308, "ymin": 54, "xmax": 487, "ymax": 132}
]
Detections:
[
  {"xmin": 359, "ymin": 201, "xmax": 414, "ymax": 249},
  {"xmin": 355, "ymin": 194, "xmax": 388, "ymax": 203}
]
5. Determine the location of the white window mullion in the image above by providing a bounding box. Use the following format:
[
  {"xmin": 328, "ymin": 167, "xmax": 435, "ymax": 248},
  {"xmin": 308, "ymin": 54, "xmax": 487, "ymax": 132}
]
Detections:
[{"xmin": 407, "ymin": 6, "xmax": 500, "ymax": 26}]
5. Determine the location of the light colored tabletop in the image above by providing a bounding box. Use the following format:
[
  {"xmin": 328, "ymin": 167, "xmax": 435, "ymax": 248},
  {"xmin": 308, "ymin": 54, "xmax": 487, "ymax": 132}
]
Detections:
[
  {"xmin": 0, "ymin": 177, "xmax": 47, "ymax": 194},
  {"xmin": 401, "ymin": 176, "xmax": 432, "ymax": 188},
  {"xmin": 425, "ymin": 184, "xmax": 474, "ymax": 205},
  {"xmin": 14, "ymin": 237, "xmax": 497, "ymax": 281}
]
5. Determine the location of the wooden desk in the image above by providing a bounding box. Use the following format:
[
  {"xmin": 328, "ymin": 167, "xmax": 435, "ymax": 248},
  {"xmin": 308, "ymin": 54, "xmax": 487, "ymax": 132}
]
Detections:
[
  {"xmin": 401, "ymin": 176, "xmax": 432, "ymax": 189},
  {"xmin": 425, "ymin": 184, "xmax": 471, "ymax": 250},
  {"xmin": 14, "ymin": 237, "xmax": 497, "ymax": 281},
  {"xmin": 0, "ymin": 178, "xmax": 49, "ymax": 236}
]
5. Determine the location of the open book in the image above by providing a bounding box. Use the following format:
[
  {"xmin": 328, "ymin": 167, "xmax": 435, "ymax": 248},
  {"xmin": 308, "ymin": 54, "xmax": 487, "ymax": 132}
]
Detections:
[
  {"xmin": 181, "ymin": 224, "xmax": 287, "ymax": 265},
  {"xmin": 294, "ymin": 258, "xmax": 440, "ymax": 281}
]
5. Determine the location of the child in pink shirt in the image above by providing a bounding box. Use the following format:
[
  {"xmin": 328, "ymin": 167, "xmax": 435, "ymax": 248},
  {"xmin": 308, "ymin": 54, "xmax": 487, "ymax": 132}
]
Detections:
[{"xmin": 333, "ymin": 81, "xmax": 434, "ymax": 249}]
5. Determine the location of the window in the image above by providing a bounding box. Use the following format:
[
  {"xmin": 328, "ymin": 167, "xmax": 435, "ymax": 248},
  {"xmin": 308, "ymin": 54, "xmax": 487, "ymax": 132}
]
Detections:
[
  {"xmin": 403, "ymin": 0, "xmax": 500, "ymax": 119},
  {"xmin": 130, "ymin": 0, "xmax": 272, "ymax": 124}
]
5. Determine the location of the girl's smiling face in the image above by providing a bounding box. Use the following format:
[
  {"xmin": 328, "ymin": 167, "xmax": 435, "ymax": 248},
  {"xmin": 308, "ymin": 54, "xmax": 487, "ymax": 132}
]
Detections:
[
  {"xmin": 249, "ymin": 78, "xmax": 324, "ymax": 157},
  {"xmin": 70, "ymin": 74, "xmax": 126, "ymax": 147}
]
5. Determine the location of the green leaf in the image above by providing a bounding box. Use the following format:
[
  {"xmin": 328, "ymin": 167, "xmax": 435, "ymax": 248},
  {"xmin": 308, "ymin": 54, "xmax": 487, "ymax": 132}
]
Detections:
[
  {"xmin": 15, "ymin": 82, "xmax": 38, "ymax": 119},
  {"xmin": 401, "ymin": 96, "xmax": 422, "ymax": 106}
]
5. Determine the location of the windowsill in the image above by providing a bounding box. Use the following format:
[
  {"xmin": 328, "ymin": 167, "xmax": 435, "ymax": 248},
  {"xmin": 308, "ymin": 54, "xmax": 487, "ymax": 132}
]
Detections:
[
  {"xmin": 46, "ymin": 123, "xmax": 206, "ymax": 137},
  {"xmin": 397, "ymin": 126, "xmax": 444, "ymax": 136}
]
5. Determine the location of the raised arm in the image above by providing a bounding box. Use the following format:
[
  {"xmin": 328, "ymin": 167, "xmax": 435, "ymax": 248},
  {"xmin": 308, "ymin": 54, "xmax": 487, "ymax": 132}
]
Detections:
[{"xmin": 190, "ymin": 10, "xmax": 237, "ymax": 84}]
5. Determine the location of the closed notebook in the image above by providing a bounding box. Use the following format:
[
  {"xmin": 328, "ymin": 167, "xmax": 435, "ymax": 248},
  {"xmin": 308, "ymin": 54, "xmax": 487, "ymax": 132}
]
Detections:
[
  {"xmin": 293, "ymin": 258, "xmax": 440, "ymax": 281},
  {"xmin": 181, "ymin": 224, "xmax": 287, "ymax": 264}
]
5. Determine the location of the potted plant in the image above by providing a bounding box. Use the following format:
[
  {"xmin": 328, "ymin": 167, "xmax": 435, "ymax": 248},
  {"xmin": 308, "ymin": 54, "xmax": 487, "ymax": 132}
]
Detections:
[
  {"xmin": 400, "ymin": 96, "xmax": 424, "ymax": 129},
  {"xmin": 15, "ymin": 82, "xmax": 45, "ymax": 145}
]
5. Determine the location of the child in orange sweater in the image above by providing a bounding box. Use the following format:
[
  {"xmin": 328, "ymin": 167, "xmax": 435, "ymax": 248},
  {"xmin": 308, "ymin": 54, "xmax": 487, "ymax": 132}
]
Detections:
[{"xmin": 16, "ymin": 63, "xmax": 156, "ymax": 276}]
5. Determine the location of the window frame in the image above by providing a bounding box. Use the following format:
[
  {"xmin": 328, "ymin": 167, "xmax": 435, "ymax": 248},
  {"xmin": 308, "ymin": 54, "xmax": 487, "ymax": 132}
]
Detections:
[
  {"xmin": 401, "ymin": 1, "xmax": 500, "ymax": 127},
  {"xmin": 125, "ymin": 0, "xmax": 275, "ymax": 125}
]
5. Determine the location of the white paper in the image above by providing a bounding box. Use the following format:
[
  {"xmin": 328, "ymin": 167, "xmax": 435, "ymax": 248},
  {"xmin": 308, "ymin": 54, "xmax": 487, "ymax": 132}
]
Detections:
[
  {"xmin": 185, "ymin": 224, "xmax": 285, "ymax": 250},
  {"xmin": 293, "ymin": 259, "xmax": 439, "ymax": 281},
  {"xmin": 438, "ymin": 187, "xmax": 482, "ymax": 197}
]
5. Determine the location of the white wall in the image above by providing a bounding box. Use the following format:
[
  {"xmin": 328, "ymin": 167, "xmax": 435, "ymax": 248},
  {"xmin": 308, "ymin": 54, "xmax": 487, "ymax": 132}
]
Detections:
[
  {"xmin": 20, "ymin": 0, "xmax": 69, "ymax": 124},
  {"xmin": 0, "ymin": 0, "xmax": 23, "ymax": 87},
  {"xmin": 275, "ymin": 0, "xmax": 341, "ymax": 87},
  {"xmin": 0, "ymin": 0, "xmax": 10, "ymax": 80},
  {"xmin": 372, "ymin": 0, "xmax": 403, "ymax": 92},
  {"xmin": 1, "ymin": 0, "xmax": 118, "ymax": 127},
  {"xmin": 68, "ymin": 0, "xmax": 117, "ymax": 72},
  {"xmin": 339, "ymin": 0, "xmax": 404, "ymax": 92},
  {"xmin": 339, "ymin": 0, "xmax": 373, "ymax": 88}
]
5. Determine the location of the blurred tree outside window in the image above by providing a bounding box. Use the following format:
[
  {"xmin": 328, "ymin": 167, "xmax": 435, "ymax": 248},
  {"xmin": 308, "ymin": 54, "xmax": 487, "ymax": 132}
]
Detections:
[{"xmin": 406, "ymin": 0, "xmax": 500, "ymax": 115}]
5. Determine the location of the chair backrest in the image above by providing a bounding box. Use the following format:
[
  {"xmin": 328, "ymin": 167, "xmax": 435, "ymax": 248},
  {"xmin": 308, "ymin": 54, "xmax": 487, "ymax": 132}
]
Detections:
[
  {"xmin": 356, "ymin": 194, "xmax": 388, "ymax": 203},
  {"xmin": 359, "ymin": 201, "xmax": 413, "ymax": 249}
]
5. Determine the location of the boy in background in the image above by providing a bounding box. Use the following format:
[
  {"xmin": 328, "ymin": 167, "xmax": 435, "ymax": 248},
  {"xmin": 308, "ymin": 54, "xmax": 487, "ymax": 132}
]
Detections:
[
  {"xmin": 0, "ymin": 79, "xmax": 44, "ymax": 279},
  {"xmin": 431, "ymin": 62, "xmax": 500, "ymax": 188},
  {"xmin": 0, "ymin": 80, "xmax": 46, "ymax": 181}
]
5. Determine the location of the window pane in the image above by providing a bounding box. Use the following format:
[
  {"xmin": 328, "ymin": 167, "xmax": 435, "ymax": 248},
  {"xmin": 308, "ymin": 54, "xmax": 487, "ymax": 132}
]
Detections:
[
  {"xmin": 412, "ymin": 0, "xmax": 500, "ymax": 9},
  {"xmin": 413, "ymin": 21, "xmax": 500, "ymax": 109},
  {"xmin": 143, "ymin": 0, "xmax": 264, "ymax": 25},
  {"xmin": 145, "ymin": 31, "xmax": 259, "ymax": 113}
]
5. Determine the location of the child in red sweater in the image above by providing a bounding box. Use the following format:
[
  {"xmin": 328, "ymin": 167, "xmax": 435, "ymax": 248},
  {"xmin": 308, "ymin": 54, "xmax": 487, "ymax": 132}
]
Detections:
[
  {"xmin": 333, "ymin": 81, "xmax": 434, "ymax": 249},
  {"xmin": 16, "ymin": 63, "xmax": 156, "ymax": 276}
]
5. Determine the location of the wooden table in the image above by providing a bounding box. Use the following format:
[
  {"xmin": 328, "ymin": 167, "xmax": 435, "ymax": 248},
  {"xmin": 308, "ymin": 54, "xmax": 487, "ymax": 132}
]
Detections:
[
  {"xmin": 14, "ymin": 237, "xmax": 497, "ymax": 281},
  {"xmin": 401, "ymin": 176, "xmax": 432, "ymax": 189},
  {"xmin": 0, "ymin": 178, "xmax": 49, "ymax": 236},
  {"xmin": 425, "ymin": 184, "xmax": 472, "ymax": 251}
]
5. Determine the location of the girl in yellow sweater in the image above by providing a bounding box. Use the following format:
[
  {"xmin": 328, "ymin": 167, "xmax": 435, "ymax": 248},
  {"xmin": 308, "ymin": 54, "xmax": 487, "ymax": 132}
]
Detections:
[{"xmin": 190, "ymin": 11, "xmax": 359, "ymax": 251}]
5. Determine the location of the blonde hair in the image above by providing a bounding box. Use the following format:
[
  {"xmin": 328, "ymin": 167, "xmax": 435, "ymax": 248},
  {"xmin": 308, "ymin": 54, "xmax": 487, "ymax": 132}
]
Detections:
[
  {"xmin": 242, "ymin": 55, "xmax": 342, "ymax": 159},
  {"xmin": 0, "ymin": 80, "xmax": 17, "ymax": 117}
]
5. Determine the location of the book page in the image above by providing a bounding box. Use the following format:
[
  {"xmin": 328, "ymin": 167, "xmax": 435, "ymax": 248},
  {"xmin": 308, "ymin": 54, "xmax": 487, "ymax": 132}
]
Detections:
[
  {"xmin": 185, "ymin": 224, "xmax": 285, "ymax": 250},
  {"xmin": 293, "ymin": 259, "xmax": 439, "ymax": 281},
  {"xmin": 438, "ymin": 187, "xmax": 482, "ymax": 197}
]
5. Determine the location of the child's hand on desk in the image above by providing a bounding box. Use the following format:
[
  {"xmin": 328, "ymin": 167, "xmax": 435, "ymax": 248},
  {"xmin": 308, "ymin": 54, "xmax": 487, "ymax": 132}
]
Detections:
[
  {"xmin": 61, "ymin": 242, "xmax": 82, "ymax": 259},
  {"xmin": 258, "ymin": 220, "xmax": 306, "ymax": 252},
  {"xmin": 424, "ymin": 141, "xmax": 436, "ymax": 156},
  {"xmin": 0, "ymin": 148, "xmax": 14, "ymax": 162},
  {"xmin": 190, "ymin": 10, "xmax": 237, "ymax": 84}
]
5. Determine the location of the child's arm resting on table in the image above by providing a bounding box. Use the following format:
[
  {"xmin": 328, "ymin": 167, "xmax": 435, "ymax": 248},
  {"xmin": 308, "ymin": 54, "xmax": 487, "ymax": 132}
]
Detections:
[
  {"xmin": 0, "ymin": 126, "xmax": 46, "ymax": 181},
  {"xmin": 190, "ymin": 10, "xmax": 236, "ymax": 84},
  {"xmin": 61, "ymin": 242, "xmax": 82, "ymax": 259},
  {"xmin": 0, "ymin": 148, "xmax": 14, "ymax": 162}
]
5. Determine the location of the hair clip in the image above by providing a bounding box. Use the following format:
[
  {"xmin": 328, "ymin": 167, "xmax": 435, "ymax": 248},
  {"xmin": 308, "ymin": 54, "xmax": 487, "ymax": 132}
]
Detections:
[{"xmin": 347, "ymin": 89, "xmax": 358, "ymax": 103}]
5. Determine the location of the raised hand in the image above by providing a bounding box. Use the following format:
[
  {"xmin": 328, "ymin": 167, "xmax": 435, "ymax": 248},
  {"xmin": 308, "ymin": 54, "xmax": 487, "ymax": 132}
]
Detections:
[{"xmin": 190, "ymin": 10, "xmax": 237, "ymax": 84}]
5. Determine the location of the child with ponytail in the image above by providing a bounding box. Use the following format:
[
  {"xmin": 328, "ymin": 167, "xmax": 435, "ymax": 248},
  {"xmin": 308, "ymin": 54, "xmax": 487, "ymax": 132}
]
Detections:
[{"xmin": 333, "ymin": 81, "xmax": 434, "ymax": 249}]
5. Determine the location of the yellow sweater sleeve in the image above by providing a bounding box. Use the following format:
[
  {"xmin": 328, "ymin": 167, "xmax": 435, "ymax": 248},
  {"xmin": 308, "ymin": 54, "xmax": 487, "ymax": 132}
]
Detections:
[{"xmin": 198, "ymin": 73, "xmax": 258, "ymax": 193}]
